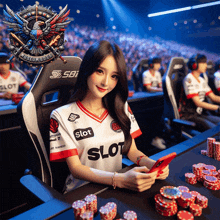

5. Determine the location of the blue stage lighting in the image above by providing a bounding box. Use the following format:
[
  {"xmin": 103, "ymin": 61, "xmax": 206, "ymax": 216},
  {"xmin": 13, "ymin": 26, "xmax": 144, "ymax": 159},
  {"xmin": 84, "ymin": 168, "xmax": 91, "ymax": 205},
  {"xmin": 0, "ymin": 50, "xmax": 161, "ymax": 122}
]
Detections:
[
  {"xmin": 192, "ymin": 1, "xmax": 220, "ymax": 9},
  {"xmin": 148, "ymin": 6, "xmax": 191, "ymax": 17},
  {"xmin": 148, "ymin": 1, "xmax": 220, "ymax": 17}
]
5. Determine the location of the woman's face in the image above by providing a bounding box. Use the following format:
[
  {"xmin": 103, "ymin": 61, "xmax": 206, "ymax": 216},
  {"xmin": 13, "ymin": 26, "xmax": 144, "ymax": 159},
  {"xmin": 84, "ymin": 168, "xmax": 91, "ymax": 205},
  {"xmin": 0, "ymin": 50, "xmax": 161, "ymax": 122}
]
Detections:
[{"xmin": 86, "ymin": 55, "xmax": 119, "ymax": 100}]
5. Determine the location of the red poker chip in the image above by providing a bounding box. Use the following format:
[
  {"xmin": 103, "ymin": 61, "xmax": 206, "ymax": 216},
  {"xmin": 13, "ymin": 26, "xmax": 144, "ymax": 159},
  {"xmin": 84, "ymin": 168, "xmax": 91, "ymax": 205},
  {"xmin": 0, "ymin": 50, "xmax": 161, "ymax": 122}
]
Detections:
[
  {"xmin": 177, "ymin": 210, "xmax": 194, "ymax": 220},
  {"xmin": 155, "ymin": 202, "xmax": 177, "ymax": 212},
  {"xmin": 160, "ymin": 186, "xmax": 182, "ymax": 199},
  {"xmin": 180, "ymin": 192, "xmax": 194, "ymax": 201},
  {"xmin": 204, "ymin": 165, "xmax": 216, "ymax": 171},
  {"xmin": 203, "ymin": 175, "xmax": 218, "ymax": 183},
  {"xmin": 123, "ymin": 210, "xmax": 137, "ymax": 220},
  {"xmin": 154, "ymin": 194, "xmax": 176, "ymax": 207},
  {"xmin": 190, "ymin": 191, "xmax": 200, "ymax": 198},
  {"xmin": 177, "ymin": 186, "xmax": 190, "ymax": 192},
  {"xmin": 201, "ymin": 150, "xmax": 207, "ymax": 155}
]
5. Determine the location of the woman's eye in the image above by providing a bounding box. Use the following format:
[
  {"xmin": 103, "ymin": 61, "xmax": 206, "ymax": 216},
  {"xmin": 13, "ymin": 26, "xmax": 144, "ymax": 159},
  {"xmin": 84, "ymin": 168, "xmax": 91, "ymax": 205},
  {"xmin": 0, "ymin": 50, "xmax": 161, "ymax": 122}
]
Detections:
[
  {"xmin": 112, "ymin": 75, "xmax": 119, "ymax": 80},
  {"xmin": 96, "ymin": 69, "xmax": 103, "ymax": 74}
]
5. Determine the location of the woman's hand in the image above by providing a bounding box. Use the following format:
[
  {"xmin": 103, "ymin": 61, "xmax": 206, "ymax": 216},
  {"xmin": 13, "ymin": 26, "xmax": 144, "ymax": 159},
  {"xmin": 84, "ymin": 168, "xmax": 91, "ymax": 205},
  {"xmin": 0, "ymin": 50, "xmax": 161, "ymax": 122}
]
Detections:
[
  {"xmin": 116, "ymin": 166, "xmax": 157, "ymax": 192},
  {"xmin": 156, "ymin": 165, "xmax": 169, "ymax": 180}
]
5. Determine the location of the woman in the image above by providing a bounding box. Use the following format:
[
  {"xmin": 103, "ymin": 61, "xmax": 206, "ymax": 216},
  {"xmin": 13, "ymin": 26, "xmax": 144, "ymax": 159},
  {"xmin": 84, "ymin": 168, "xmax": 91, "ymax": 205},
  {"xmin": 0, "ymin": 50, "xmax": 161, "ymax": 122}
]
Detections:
[{"xmin": 49, "ymin": 40, "xmax": 169, "ymax": 193}]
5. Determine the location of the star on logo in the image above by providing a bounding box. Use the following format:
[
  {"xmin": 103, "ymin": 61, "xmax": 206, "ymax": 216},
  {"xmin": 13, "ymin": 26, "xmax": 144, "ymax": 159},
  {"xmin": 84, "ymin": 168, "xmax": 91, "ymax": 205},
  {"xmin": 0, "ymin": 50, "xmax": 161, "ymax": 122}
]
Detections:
[{"xmin": 68, "ymin": 113, "xmax": 80, "ymax": 122}]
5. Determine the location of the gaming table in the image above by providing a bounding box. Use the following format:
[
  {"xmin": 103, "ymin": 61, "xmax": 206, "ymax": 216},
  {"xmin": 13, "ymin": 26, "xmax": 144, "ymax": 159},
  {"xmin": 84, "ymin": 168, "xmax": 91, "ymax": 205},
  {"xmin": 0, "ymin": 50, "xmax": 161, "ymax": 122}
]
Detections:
[{"xmin": 11, "ymin": 125, "xmax": 220, "ymax": 220}]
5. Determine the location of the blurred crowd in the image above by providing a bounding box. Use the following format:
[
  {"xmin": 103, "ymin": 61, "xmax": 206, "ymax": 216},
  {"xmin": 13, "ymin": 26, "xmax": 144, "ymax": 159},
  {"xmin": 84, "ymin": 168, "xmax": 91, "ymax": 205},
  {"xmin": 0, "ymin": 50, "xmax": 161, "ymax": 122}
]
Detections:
[{"xmin": 0, "ymin": 14, "xmax": 219, "ymax": 84}]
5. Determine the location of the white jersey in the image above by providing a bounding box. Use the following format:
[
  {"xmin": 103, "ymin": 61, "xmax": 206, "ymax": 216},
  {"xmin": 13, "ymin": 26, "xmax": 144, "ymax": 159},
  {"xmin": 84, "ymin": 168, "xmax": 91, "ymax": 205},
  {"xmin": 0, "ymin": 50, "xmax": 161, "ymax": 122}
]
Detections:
[
  {"xmin": 50, "ymin": 100, "xmax": 142, "ymax": 192},
  {"xmin": 142, "ymin": 70, "xmax": 162, "ymax": 88},
  {"xmin": 214, "ymin": 71, "xmax": 220, "ymax": 91},
  {"xmin": 183, "ymin": 73, "xmax": 212, "ymax": 114},
  {"xmin": 0, "ymin": 70, "xmax": 27, "ymax": 93}
]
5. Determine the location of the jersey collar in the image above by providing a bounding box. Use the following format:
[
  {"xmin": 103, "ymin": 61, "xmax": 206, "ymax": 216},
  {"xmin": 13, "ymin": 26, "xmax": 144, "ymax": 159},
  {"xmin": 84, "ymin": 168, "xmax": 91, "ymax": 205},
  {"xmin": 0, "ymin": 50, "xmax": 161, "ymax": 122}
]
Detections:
[
  {"xmin": 76, "ymin": 100, "xmax": 109, "ymax": 123},
  {"xmin": 0, "ymin": 70, "xmax": 10, "ymax": 79}
]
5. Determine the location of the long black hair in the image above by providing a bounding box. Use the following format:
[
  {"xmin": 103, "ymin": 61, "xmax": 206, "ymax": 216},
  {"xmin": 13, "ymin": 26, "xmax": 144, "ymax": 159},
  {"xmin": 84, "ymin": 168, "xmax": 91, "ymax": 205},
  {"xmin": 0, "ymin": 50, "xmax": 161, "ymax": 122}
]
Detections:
[{"xmin": 70, "ymin": 40, "xmax": 132, "ymax": 154}]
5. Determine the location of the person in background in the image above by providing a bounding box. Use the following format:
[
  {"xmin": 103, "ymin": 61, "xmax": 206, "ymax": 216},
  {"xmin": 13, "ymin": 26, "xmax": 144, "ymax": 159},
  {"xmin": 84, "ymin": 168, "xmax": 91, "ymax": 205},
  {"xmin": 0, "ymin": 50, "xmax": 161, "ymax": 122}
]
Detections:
[
  {"xmin": 142, "ymin": 57, "xmax": 166, "ymax": 150},
  {"xmin": 142, "ymin": 57, "xmax": 163, "ymax": 92},
  {"xmin": 180, "ymin": 54, "xmax": 220, "ymax": 131},
  {"xmin": 49, "ymin": 40, "xmax": 169, "ymax": 193},
  {"xmin": 0, "ymin": 52, "xmax": 31, "ymax": 99}
]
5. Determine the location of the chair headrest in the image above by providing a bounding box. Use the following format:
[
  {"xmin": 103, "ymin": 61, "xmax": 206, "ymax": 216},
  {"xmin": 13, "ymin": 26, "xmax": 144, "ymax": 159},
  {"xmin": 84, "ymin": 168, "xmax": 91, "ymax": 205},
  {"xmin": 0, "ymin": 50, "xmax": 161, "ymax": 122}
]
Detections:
[
  {"xmin": 30, "ymin": 56, "xmax": 82, "ymax": 97},
  {"xmin": 166, "ymin": 57, "xmax": 187, "ymax": 78}
]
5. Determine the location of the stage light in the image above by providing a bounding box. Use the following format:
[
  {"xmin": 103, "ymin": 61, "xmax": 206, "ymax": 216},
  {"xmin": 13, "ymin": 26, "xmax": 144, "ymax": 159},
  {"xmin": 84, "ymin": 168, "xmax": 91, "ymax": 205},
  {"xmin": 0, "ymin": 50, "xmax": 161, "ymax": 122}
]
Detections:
[
  {"xmin": 148, "ymin": 7, "xmax": 191, "ymax": 17},
  {"xmin": 192, "ymin": 1, "xmax": 220, "ymax": 9},
  {"xmin": 148, "ymin": 1, "xmax": 220, "ymax": 18}
]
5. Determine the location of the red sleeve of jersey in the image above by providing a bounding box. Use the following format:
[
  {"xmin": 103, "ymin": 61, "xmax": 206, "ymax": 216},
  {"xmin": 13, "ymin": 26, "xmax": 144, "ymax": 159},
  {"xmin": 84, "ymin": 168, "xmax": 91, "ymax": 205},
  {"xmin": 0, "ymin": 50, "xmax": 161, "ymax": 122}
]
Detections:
[
  {"xmin": 217, "ymin": 88, "xmax": 220, "ymax": 91},
  {"xmin": 20, "ymin": 81, "xmax": 27, "ymax": 87},
  {"xmin": 131, "ymin": 129, "xmax": 142, "ymax": 139},
  {"xmin": 50, "ymin": 148, "xmax": 78, "ymax": 162},
  {"xmin": 205, "ymin": 90, "xmax": 212, "ymax": 96},
  {"xmin": 186, "ymin": 93, "xmax": 198, "ymax": 99},
  {"xmin": 143, "ymin": 83, "xmax": 151, "ymax": 86}
]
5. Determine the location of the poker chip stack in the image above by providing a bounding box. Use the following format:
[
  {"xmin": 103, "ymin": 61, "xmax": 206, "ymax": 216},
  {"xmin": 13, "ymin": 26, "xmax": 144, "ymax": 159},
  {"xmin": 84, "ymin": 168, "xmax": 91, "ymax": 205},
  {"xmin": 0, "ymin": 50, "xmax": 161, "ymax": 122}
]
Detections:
[
  {"xmin": 99, "ymin": 202, "xmax": 117, "ymax": 220},
  {"xmin": 185, "ymin": 163, "xmax": 220, "ymax": 190},
  {"xmin": 72, "ymin": 200, "xmax": 87, "ymax": 220},
  {"xmin": 203, "ymin": 175, "xmax": 220, "ymax": 190},
  {"xmin": 196, "ymin": 195, "xmax": 208, "ymax": 208},
  {"xmin": 154, "ymin": 185, "xmax": 209, "ymax": 218},
  {"xmin": 84, "ymin": 194, "xmax": 98, "ymax": 214},
  {"xmin": 189, "ymin": 203, "xmax": 202, "ymax": 216},
  {"xmin": 213, "ymin": 142, "xmax": 220, "ymax": 161},
  {"xmin": 177, "ymin": 192, "xmax": 195, "ymax": 208},
  {"xmin": 201, "ymin": 137, "xmax": 220, "ymax": 161},
  {"xmin": 207, "ymin": 137, "xmax": 215, "ymax": 157},
  {"xmin": 154, "ymin": 186, "xmax": 180, "ymax": 216},
  {"xmin": 123, "ymin": 210, "xmax": 137, "ymax": 220}
]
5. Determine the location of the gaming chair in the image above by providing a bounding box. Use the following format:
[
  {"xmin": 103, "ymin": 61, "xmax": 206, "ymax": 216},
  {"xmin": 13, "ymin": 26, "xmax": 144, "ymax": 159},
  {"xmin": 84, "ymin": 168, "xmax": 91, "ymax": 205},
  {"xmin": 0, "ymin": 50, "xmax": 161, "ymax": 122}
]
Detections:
[
  {"xmin": 132, "ymin": 58, "xmax": 149, "ymax": 91},
  {"xmin": 17, "ymin": 56, "xmax": 82, "ymax": 200},
  {"xmin": 162, "ymin": 57, "xmax": 200, "ymax": 140}
]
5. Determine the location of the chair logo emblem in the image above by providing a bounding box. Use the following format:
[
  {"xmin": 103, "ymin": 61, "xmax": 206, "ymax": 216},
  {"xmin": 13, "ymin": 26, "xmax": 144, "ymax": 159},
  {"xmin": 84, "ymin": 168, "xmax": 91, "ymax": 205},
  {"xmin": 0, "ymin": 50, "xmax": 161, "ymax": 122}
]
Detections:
[
  {"xmin": 173, "ymin": 64, "xmax": 183, "ymax": 69},
  {"xmin": 50, "ymin": 70, "xmax": 79, "ymax": 79}
]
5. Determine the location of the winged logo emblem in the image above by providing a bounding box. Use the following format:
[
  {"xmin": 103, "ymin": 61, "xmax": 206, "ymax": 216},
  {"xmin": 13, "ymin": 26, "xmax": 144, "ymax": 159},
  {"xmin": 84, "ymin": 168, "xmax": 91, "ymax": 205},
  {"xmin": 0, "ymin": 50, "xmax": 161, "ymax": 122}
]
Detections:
[{"xmin": 3, "ymin": 4, "xmax": 71, "ymax": 66}]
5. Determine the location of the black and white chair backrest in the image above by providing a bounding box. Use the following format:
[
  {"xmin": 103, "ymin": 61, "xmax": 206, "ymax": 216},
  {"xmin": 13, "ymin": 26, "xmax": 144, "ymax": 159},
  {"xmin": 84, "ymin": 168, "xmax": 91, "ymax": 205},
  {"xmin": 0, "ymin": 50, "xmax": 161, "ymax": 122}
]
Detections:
[
  {"xmin": 162, "ymin": 57, "xmax": 188, "ymax": 120},
  {"xmin": 132, "ymin": 58, "xmax": 149, "ymax": 91},
  {"xmin": 17, "ymin": 56, "xmax": 82, "ymax": 192}
]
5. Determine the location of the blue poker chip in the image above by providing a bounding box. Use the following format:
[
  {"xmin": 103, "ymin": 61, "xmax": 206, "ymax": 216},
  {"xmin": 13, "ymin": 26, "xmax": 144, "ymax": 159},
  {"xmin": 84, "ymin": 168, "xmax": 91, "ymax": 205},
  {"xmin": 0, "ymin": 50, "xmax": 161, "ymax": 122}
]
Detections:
[{"xmin": 160, "ymin": 186, "xmax": 182, "ymax": 199}]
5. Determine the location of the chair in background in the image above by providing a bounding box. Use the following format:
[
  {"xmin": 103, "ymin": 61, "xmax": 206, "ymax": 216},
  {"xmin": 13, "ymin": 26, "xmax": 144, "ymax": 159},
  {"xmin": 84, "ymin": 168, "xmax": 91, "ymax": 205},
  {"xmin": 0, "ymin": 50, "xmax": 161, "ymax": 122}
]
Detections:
[
  {"xmin": 162, "ymin": 57, "xmax": 200, "ymax": 141},
  {"xmin": 17, "ymin": 56, "xmax": 82, "ymax": 202},
  {"xmin": 132, "ymin": 58, "xmax": 149, "ymax": 92}
]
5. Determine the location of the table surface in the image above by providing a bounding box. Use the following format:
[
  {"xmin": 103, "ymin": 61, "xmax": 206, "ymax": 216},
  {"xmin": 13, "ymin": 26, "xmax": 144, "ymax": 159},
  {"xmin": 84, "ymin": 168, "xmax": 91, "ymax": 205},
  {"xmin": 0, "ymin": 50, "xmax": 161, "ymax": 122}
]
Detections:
[
  {"xmin": 50, "ymin": 127, "xmax": 220, "ymax": 220},
  {"xmin": 10, "ymin": 125, "xmax": 220, "ymax": 220}
]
